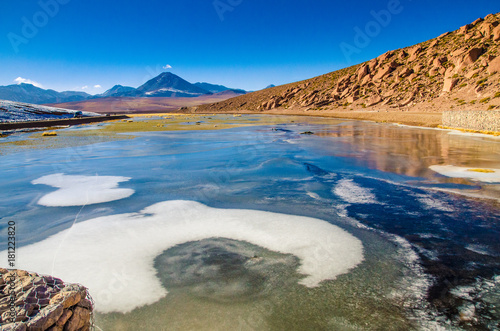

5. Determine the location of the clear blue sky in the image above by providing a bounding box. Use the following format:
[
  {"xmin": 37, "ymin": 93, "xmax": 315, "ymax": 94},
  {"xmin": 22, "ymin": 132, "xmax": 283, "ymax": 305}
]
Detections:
[{"xmin": 0, "ymin": 0, "xmax": 498, "ymax": 94}]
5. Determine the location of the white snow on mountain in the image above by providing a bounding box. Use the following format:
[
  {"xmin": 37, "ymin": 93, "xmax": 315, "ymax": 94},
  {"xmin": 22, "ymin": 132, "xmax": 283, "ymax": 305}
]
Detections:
[
  {"xmin": 0, "ymin": 100, "xmax": 98, "ymax": 123},
  {"xmin": 144, "ymin": 88, "xmax": 204, "ymax": 96}
]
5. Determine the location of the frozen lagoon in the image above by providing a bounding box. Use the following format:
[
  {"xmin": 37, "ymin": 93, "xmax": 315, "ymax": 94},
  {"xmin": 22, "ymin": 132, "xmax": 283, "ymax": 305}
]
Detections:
[{"xmin": 0, "ymin": 115, "xmax": 499, "ymax": 330}]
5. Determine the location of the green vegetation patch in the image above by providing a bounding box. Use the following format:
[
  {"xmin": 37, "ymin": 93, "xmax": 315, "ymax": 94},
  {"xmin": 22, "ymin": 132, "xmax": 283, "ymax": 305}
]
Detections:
[{"xmin": 477, "ymin": 78, "xmax": 488, "ymax": 85}]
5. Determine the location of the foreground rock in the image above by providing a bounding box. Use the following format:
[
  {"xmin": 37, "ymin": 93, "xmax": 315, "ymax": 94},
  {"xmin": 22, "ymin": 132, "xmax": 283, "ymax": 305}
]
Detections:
[{"xmin": 0, "ymin": 269, "xmax": 93, "ymax": 331}]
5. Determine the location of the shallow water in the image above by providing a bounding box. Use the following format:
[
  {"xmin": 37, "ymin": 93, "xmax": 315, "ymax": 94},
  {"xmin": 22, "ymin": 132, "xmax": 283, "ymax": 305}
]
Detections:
[{"xmin": 0, "ymin": 115, "xmax": 499, "ymax": 330}]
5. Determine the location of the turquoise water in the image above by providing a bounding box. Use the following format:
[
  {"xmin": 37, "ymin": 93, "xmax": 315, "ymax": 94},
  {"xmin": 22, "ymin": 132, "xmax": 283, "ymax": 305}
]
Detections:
[{"xmin": 0, "ymin": 116, "xmax": 499, "ymax": 330}]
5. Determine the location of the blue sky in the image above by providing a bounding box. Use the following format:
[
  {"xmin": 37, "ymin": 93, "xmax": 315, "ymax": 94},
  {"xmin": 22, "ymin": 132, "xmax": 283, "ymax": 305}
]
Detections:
[{"xmin": 0, "ymin": 0, "xmax": 498, "ymax": 93}]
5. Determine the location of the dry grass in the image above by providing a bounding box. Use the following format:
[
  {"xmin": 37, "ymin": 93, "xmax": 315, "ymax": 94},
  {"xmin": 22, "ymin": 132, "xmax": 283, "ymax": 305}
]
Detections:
[
  {"xmin": 467, "ymin": 168, "xmax": 495, "ymax": 173},
  {"xmin": 438, "ymin": 125, "xmax": 500, "ymax": 136}
]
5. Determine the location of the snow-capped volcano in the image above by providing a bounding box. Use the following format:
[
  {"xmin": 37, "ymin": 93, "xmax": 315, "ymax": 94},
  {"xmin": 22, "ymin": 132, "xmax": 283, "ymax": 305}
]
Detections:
[{"xmin": 136, "ymin": 72, "xmax": 211, "ymax": 97}]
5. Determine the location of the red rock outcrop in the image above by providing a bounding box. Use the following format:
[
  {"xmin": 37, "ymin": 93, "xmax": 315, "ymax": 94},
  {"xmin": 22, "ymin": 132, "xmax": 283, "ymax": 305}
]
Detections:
[
  {"xmin": 193, "ymin": 13, "xmax": 500, "ymax": 114},
  {"xmin": 0, "ymin": 269, "xmax": 93, "ymax": 331}
]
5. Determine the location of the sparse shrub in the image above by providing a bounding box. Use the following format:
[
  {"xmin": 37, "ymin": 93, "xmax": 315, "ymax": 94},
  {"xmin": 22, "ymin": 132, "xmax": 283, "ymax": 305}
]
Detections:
[
  {"xmin": 488, "ymin": 105, "xmax": 495, "ymax": 110},
  {"xmin": 470, "ymin": 100, "xmax": 477, "ymax": 104},
  {"xmin": 471, "ymin": 73, "xmax": 479, "ymax": 79},
  {"xmin": 495, "ymin": 92, "xmax": 500, "ymax": 98},
  {"xmin": 477, "ymin": 78, "xmax": 488, "ymax": 85},
  {"xmin": 480, "ymin": 97, "xmax": 491, "ymax": 103},
  {"xmin": 452, "ymin": 74, "xmax": 459, "ymax": 78},
  {"xmin": 459, "ymin": 83, "xmax": 467, "ymax": 88}
]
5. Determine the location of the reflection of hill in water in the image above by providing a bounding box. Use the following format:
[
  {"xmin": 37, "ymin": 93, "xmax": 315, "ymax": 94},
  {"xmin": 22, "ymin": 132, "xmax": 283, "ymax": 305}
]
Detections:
[{"xmin": 315, "ymin": 123, "xmax": 500, "ymax": 179}]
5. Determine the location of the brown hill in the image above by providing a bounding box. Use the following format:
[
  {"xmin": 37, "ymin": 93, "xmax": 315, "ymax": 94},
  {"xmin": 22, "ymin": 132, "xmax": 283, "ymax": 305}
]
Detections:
[
  {"xmin": 190, "ymin": 13, "xmax": 500, "ymax": 126},
  {"xmin": 48, "ymin": 92, "xmax": 244, "ymax": 114}
]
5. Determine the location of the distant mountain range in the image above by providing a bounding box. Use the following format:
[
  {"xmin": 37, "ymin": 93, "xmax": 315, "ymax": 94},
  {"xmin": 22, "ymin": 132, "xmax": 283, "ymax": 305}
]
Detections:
[
  {"xmin": 100, "ymin": 85, "xmax": 137, "ymax": 98},
  {"xmin": 0, "ymin": 73, "xmax": 246, "ymax": 104},
  {"xmin": 192, "ymin": 82, "xmax": 246, "ymax": 94},
  {"xmin": 0, "ymin": 83, "xmax": 91, "ymax": 105}
]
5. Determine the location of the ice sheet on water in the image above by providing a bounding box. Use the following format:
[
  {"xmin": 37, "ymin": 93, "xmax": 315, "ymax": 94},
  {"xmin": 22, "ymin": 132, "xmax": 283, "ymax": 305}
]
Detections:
[
  {"xmin": 430, "ymin": 165, "xmax": 500, "ymax": 183},
  {"xmin": 333, "ymin": 179, "xmax": 378, "ymax": 204},
  {"xmin": 11, "ymin": 200, "xmax": 364, "ymax": 313},
  {"xmin": 413, "ymin": 193, "xmax": 454, "ymax": 212},
  {"xmin": 32, "ymin": 173, "xmax": 134, "ymax": 206}
]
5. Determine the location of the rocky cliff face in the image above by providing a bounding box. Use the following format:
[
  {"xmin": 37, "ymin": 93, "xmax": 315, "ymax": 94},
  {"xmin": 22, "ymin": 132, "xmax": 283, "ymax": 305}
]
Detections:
[
  {"xmin": 194, "ymin": 13, "xmax": 500, "ymax": 114},
  {"xmin": 0, "ymin": 269, "xmax": 93, "ymax": 331}
]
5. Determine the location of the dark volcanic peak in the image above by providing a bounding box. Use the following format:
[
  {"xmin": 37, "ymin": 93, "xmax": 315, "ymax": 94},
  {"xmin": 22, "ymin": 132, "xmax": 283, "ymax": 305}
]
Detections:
[
  {"xmin": 137, "ymin": 72, "xmax": 210, "ymax": 98},
  {"xmin": 227, "ymin": 88, "xmax": 246, "ymax": 95},
  {"xmin": 194, "ymin": 82, "xmax": 232, "ymax": 93},
  {"xmin": 0, "ymin": 83, "xmax": 91, "ymax": 105},
  {"xmin": 212, "ymin": 89, "xmax": 246, "ymax": 97},
  {"xmin": 194, "ymin": 82, "xmax": 247, "ymax": 94}
]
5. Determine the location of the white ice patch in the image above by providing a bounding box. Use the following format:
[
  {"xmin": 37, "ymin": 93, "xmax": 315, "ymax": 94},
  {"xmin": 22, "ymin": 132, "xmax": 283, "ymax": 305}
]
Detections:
[
  {"xmin": 10, "ymin": 200, "xmax": 364, "ymax": 313},
  {"xmin": 307, "ymin": 191, "xmax": 319, "ymax": 199},
  {"xmin": 414, "ymin": 194, "xmax": 453, "ymax": 212},
  {"xmin": 32, "ymin": 174, "xmax": 134, "ymax": 206},
  {"xmin": 306, "ymin": 191, "xmax": 325, "ymax": 201},
  {"xmin": 333, "ymin": 179, "xmax": 377, "ymax": 204},
  {"xmin": 465, "ymin": 244, "xmax": 498, "ymax": 257},
  {"xmin": 430, "ymin": 165, "xmax": 500, "ymax": 183}
]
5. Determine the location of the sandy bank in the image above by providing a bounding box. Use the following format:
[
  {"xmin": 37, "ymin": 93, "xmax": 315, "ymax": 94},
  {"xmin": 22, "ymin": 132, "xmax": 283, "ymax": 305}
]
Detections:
[{"xmin": 233, "ymin": 109, "xmax": 443, "ymax": 128}]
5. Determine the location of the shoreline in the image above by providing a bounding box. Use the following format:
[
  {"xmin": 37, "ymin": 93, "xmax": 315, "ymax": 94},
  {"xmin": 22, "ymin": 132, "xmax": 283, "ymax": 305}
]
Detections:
[
  {"xmin": 2, "ymin": 110, "xmax": 500, "ymax": 139},
  {"xmin": 178, "ymin": 108, "xmax": 444, "ymax": 128},
  {"xmin": 0, "ymin": 115, "xmax": 129, "ymax": 131}
]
